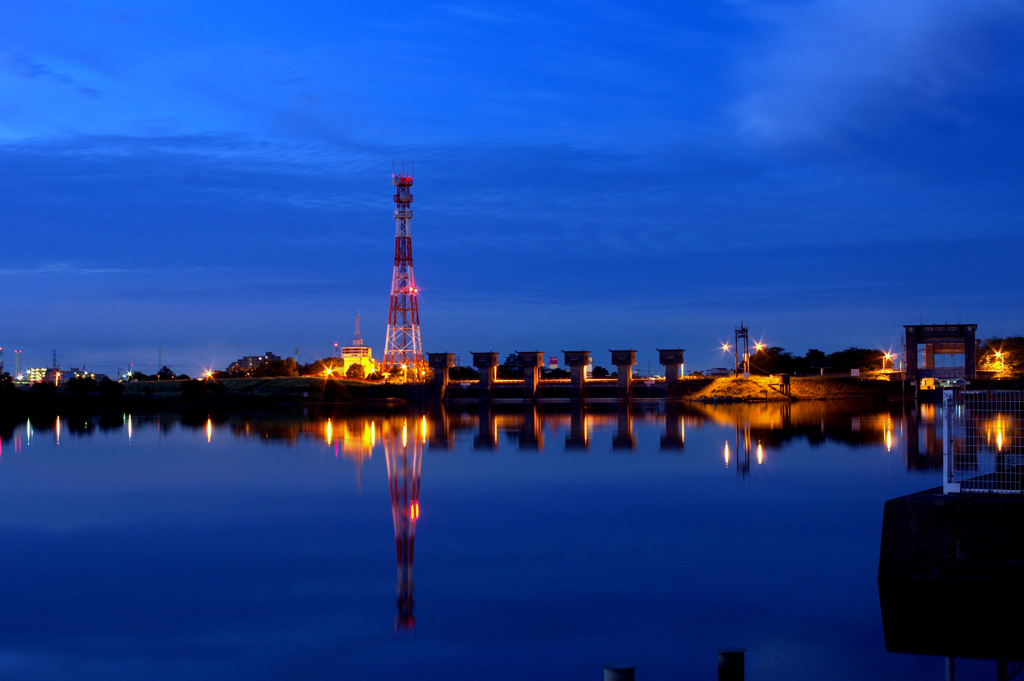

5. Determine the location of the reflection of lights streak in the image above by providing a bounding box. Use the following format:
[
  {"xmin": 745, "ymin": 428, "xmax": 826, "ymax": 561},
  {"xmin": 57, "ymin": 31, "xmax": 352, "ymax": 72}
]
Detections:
[
  {"xmin": 324, "ymin": 419, "xmax": 333, "ymax": 446},
  {"xmin": 420, "ymin": 415, "xmax": 427, "ymax": 442},
  {"xmin": 885, "ymin": 428, "xmax": 892, "ymax": 452},
  {"xmin": 206, "ymin": 418, "xmax": 213, "ymax": 443},
  {"xmin": 985, "ymin": 415, "xmax": 1008, "ymax": 452},
  {"xmin": 724, "ymin": 441, "xmax": 730, "ymax": 467},
  {"xmin": 756, "ymin": 441, "xmax": 764, "ymax": 465},
  {"xmin": 402, "ymin": 420, "xmax": 408, "ymax": 448},
  {"xmin": 55, "ymin": 416, "xmax": 61, "ymax": 446}
]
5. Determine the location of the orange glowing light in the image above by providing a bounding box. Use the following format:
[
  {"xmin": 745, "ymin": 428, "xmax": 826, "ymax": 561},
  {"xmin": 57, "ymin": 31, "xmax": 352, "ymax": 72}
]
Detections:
[
  {"xmin": 723, "ymin": 441, "xmax": 730, "ymax": 467},
  {"xmin": 206, "ymin": 418, "xmax": 213, "ymax": 443},
  {"xmin": 756, "ymin": 442, "xmax": 764, "ymax": 464},
  {"xmin": 410, "ymin": 501, "xmax": 420, "ymax": 522},
  {"xmin": 325, "ymin": 419, "xmax": 333, "ymax": 445}
]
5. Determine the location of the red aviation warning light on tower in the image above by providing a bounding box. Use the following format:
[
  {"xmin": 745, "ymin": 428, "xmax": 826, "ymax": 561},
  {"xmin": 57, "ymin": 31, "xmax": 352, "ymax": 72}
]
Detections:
[{"xmin": 382, "ymin": 168, "xmax": 426, "ymax": 378}]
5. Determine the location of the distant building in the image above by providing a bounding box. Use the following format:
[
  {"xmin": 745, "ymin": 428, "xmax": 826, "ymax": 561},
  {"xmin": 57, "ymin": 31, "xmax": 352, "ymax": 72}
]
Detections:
[
  {"xmin": 228, "ymin": 351, "xmax": 282, "ymax": 374},
  {"xmin": 338, "ymin": 315, "xmax": 375, "ymax": 376},
  {"xmin": 707, "ymin": 367, "xmax": 731, "ymax": 378},
  {"xmin": 27, "ymin": 367, "xmax": 62, "ymax": 384}
]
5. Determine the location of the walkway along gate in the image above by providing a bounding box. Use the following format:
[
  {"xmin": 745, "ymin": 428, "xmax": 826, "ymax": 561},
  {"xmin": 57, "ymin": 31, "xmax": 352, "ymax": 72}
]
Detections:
[{"xmin": 943, "ymin": 389, "xmax": 1024, "ymax": 494}]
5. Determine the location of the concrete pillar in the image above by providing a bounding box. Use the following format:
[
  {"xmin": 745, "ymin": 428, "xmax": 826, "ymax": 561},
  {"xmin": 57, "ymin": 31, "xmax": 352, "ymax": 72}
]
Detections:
[
  {"xmin": 518, "ymin": 351, "xmax": 544, "ymax": 402},
  {"xmin": 658, "ymin": 348, "xmax": 685, "ymax": 396},
  {"xmin": 717, "ymin": 647, "xmax": 745, "ymax": 681},
  {"xmin": 965, "ymin": 328, "xmax": 977, "ymax": 380},
  {"xmin": 427, "ymin": 352, "xmax": 454, "ymax": 401},
  {"xmin": 904, "ymin": 326, "xmax": 918, "ymax": 379},
  {"xmin": 610, "ymin": 350, "xmax": 636, "ymax": 401},
  {"xmin": 472, "ymin": 352, "xmax": 499, "ymax": 403},
  {"xmin": 563, "ymin": 350, "xmax": 590, "ymax": 402},
  {"xmin": 603, "ymin": 666, "xmax": 635, "ymax": 681}
]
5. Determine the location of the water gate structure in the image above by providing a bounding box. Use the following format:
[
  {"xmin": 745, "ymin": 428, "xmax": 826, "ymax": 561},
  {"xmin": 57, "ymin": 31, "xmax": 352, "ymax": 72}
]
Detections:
[{"xmin": 429, "ymin": 349, "xmax": 685, "ymax": 403}]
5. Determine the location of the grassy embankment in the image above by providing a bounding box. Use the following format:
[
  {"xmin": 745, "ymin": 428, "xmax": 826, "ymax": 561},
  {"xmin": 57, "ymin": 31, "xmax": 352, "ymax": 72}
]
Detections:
[
  {"xmin": 119, "ymin": 376, "xmax": 398, "ymax": 404},
  {"xmin": 683, "ymin": 375, "xmax": 902, "ymax": 402}
]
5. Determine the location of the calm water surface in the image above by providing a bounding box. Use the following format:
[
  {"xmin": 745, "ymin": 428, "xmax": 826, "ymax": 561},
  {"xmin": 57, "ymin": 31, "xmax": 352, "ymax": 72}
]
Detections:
[{"xmin": 0, "ymin": 402, "xmax": 946, "ymax": 680}]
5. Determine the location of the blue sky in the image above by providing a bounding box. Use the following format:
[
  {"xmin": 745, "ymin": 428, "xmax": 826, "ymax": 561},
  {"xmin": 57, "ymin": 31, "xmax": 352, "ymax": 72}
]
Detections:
[{"xmin": 2, "ymin": 0, "xmax": 1023, "ymax": 375}]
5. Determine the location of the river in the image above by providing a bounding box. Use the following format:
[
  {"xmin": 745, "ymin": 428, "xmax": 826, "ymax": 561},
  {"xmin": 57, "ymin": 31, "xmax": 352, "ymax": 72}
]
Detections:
[{"xmin": 0, "ymin": 402, "xmax": 949, "ymax": 680}]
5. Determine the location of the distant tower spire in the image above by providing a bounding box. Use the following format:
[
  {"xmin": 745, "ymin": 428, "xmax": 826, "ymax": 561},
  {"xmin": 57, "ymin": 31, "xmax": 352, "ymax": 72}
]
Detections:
[
  {"xmin": 382, "ymin": 166, "xmax": 426, "ymax": 376},
  {"xmin": 353, "ymin": 312, "xmax": 363, "ymax": 347}
]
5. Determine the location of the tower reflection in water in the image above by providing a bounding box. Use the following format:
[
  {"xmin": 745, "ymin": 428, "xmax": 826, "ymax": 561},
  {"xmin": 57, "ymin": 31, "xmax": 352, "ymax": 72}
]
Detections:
[{"xmin": 383, "ymin": 417, "xmax": 423, "ymax": 635}]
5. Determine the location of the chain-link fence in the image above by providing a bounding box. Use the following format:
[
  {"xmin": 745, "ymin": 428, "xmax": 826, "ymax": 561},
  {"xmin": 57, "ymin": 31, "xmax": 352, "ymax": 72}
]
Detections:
[{"xmin": 943, "ymin": 389, "xmax": 1024, "ymax": 494}]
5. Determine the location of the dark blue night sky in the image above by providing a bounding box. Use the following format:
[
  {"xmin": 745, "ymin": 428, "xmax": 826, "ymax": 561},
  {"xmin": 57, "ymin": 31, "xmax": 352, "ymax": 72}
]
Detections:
[{"xmin": 3, "ymin": 1, "xmax": 1023, "ymax": 374}]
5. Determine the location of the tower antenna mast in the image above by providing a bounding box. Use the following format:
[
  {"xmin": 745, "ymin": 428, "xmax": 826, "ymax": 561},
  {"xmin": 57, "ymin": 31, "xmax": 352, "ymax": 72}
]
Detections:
[{"xmin": 382, "ymin": 166, "xmax": 426, "ymax": 377}]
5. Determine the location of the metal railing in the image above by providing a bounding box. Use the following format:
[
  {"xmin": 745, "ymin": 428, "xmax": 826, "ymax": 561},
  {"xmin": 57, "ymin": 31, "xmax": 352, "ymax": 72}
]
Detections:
[{"xmin": 943, "ymin": 389, "xmax": 1024, "ymax": 494}]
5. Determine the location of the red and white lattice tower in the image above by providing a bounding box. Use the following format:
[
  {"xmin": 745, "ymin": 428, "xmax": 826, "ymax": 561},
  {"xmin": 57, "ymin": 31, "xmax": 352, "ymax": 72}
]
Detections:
[{"xmin": 382, "ymin": 170, "xmax": 426, "ymax": 375}]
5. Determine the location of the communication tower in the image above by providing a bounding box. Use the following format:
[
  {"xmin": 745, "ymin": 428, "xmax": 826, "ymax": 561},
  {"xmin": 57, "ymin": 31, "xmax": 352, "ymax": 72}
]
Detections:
[
  {"xmin": 382, "ymin": 168, "xmax": 426, "ymax": 376},
  {"xmin": 734, "ymin": 322, "xmax": 750, "ymax": 376}
]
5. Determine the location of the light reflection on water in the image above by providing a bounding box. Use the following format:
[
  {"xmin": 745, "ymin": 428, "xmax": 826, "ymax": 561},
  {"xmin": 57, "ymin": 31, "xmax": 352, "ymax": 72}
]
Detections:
[{"xmin": 0, "ymin": 403, "xmax": 951, "ymax": 680}]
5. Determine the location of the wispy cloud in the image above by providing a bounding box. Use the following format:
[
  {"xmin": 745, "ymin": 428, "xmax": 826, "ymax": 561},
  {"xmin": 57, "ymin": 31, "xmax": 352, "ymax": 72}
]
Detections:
[
  {"xmin": 732, "ymin": 0, "xmax": 1024, "ymax": 147},
  {"xmin": 0, "ymin": 262, "xmax": 136, "ymax": 276},
  {"xmin": 1, "ymin": 50, "xmax": 100, "ymax": 98}
]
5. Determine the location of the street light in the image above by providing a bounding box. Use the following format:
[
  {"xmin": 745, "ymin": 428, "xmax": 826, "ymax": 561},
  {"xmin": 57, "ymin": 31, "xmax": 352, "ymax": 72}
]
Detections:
[
  {"xmin": 720, "ymin": 342, "xmax": 733, "ymax": 373},
  {"xmin": 882, "ymin": 352, "xmax": 893, "ymax": 372},
  {"xmin": 995, "ymin": 350, "xmax": 1005, "ymax": 374}
]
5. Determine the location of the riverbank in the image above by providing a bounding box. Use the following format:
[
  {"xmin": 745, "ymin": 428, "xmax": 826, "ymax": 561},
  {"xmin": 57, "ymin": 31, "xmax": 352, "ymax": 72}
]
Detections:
[
  {"xmin": 5, "ymin": 374, "xmax": 1017, "ymax": 414},
  {"xmin": 685, "ymin": 375, "xmax": 902, "ymax": 402},
  {"xmin": 0, "ymin": 376, "xmax": 413, "ymax": 416}
]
